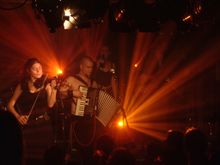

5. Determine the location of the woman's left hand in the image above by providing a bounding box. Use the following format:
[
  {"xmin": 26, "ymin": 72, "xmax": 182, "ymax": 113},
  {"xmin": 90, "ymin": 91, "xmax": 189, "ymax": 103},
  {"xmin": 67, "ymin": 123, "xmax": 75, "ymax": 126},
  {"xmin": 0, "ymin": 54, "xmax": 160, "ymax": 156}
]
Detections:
[{"xmin": 50, "ymin": 79, "xmax": 57, "ymax": 89}]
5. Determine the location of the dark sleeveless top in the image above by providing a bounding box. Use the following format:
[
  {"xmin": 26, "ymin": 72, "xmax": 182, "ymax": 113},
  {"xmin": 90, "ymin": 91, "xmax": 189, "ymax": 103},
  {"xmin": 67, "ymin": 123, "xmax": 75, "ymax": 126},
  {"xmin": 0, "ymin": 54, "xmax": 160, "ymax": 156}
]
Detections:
[
  {"xmin": 95, "ymin": 69, "xmax": 112, "ymax": 87},
  {"xmin": 17, "ymin": 86, "xmax": 53, "ymax": 160},
  {"xmin": 17, "ymin": 87, "xmax": 48, "ymax": 119}
]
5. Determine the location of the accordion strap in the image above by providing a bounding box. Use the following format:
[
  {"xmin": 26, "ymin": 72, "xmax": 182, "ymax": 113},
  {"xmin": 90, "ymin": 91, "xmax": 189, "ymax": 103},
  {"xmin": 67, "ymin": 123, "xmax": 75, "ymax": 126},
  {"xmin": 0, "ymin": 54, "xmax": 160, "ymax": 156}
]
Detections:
[{"xmin": 74, "ymin": 74, "xmax": 89, "ymax": 87}]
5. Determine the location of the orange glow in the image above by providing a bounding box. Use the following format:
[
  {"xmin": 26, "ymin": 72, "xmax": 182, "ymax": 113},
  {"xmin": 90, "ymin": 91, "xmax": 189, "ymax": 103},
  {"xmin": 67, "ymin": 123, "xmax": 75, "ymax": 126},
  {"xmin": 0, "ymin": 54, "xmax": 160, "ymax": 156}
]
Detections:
[
  {"xmin": 64, "ymin": 8, "xmax": 73, "ymax": 17},
  {"xmin": 117, "ymin": 119, "xmax": 124, "ymax": 128},
  {"xmin": 119, "ymin": 20, "xmax": 220, "ymax": 140},
  {"xmin": 1, "ymin": 4, "xmax": 220, "ymax": 143},
  {"xmin": 56, "ymin": 68, "xmax": 63, "ymax": 75},
  {"xmin": 194, "ymin": 4, "xmax": 202, "ymax": 15},
  {"xmin": 115, "ymin": 9, "xmax": 125, "ymax": 22},
  {"xmin": 182, "ymin": 15, "xmax": 192, "ymax": 22},
  {"xmin": 0, "ymin": 4, "xmax": 109, "ymax": 92},
  {"xmin": 134, "ymin": 63, "xmax": 138, "ymax": 68},
  {"xmin": 63, "ymin": 20, "xmax": 73, "ymax": 30}
]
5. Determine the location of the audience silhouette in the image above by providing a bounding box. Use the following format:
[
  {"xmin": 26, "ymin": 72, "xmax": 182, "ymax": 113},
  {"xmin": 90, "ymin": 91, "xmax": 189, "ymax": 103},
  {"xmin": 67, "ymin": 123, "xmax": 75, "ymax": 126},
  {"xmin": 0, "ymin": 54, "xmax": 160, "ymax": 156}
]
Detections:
[
  {"xmin": 0, "ymin": 110, "xmax": 23, "ymax": 165},
  {"xmin": 107, "ymin": 147, "xmax": 135, "ymax": 165},
  {"xmin": 163, "ymin": 130, "xmax": 187, "ymax": 165},
  {"xmin": 1, "ymin": 108, "xmax": 220, "ymax": 165},
  {"xmin": 184, "ymin": 127, "xmax": 210, "ymax": 165}
]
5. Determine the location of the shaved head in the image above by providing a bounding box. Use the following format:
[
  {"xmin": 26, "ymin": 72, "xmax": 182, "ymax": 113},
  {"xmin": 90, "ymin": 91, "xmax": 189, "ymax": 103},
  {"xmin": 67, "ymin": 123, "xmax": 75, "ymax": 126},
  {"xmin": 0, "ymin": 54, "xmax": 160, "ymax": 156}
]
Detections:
[
  {"xmin": 79, "ymin": 56, "xmax": 94, "ymax": 78},
  {"xmin": 80, "ymin": 56, "xmax": 94, "ymax": 65}
]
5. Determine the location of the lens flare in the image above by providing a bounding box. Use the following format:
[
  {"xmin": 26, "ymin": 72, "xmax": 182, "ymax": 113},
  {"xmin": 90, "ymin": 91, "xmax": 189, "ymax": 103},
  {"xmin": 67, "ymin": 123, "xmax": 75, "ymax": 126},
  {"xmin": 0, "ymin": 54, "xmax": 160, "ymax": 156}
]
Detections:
[
  {"xmin": 56, "ymin": 68, "xmax": 63, "ymax": 75},
  {"xmin": 117, "ymin": 119, "xmax": 124, "ymax": 128}
]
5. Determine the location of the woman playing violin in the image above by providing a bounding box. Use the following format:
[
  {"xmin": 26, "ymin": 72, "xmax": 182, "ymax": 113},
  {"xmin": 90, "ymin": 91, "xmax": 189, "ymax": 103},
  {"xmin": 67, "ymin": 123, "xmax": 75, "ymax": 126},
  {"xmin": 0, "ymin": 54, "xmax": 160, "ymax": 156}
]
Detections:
[{"xmin": 7, "ymin": 57, "xmax": 57, "ymax": 164}]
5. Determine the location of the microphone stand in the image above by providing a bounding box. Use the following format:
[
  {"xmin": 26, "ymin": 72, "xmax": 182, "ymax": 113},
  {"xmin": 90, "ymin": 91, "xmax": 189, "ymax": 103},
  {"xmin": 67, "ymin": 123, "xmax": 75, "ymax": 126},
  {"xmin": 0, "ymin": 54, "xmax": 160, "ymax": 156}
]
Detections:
[
  {"xmin": 54, "ymin": 78, "xmax": 68, "ymax": 145},
  {"xmin": 120, "ymin": 106, "xmax": 129, "ymax": 128},
  {"xmin": 112, "ymin": 71, "xmax": 129, "ymax": 128}
]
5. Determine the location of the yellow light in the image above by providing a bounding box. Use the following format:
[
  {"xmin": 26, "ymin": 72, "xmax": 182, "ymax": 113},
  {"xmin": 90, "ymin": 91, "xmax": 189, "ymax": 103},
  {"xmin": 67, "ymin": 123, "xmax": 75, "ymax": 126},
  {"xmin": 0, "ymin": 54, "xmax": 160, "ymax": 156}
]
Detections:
[
  {"xmin": 115, "ymin": 9, "xmax": 125, "ymax": 22},
  {"xmin": 63, "ymin": 20, "xmax": 73, "ymax": 30},
  {"xmin": 134, "ymin": 63, "xmax": 138, "ymax": 68},
  {"xmin": 64, "ymin": 8, "xmax": 72, "ymax": 16},
  {"xmin": 194, "ymin": 4, "xmax": 202, "ymax": 15},
  {"xmin": 117, "ymin": 119, "xmax": 124, "ymax": 128},
  {"xmin": 182, "ymin": 15, "xmax": 192, "ymax": 22},
  {"xmin": 56, "ymin": 68, "xmax": 63, "ymax": 75}
]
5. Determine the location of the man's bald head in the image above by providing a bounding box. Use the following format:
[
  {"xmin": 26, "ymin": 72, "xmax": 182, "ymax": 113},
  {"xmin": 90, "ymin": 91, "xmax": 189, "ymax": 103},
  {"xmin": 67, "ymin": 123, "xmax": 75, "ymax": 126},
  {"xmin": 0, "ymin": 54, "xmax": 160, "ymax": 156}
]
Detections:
[
  {"xmin": 79, "ymin": 56, "xmax": 94, "ymax": 78},
  {"xmin": 80, "ymin": 56, "xmax": 94, "ymax": 65}
]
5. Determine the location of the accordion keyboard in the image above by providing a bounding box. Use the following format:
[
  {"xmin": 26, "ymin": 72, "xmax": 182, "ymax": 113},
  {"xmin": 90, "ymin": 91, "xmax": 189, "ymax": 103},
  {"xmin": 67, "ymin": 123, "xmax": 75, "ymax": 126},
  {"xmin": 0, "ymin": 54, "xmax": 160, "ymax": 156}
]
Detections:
[{"xmin": 75, "ymin": 86, "xmax": 89, "ymax": 116}]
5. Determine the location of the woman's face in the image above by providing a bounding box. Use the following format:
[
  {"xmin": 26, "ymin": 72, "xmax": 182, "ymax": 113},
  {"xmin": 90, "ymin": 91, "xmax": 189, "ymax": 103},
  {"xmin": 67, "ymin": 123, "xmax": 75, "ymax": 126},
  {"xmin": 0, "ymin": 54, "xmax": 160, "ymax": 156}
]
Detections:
[{"xmin": 29, "ymin": 62, "xmax": 43, "ymax": 80}]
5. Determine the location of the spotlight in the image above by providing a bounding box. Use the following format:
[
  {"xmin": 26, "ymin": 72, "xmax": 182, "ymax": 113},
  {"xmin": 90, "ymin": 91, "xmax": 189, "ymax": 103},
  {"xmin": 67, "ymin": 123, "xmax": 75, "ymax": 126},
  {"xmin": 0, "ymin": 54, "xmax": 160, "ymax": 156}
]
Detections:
[
  {"xmin": 63, "ymin": 19, "xmax": 73, "ymax": 29},
  {"xmin": 56, "ymin": 68, "xmax": 63, "ymax": 75},
  {"xmin": 64, "ymin": 8, "xmax": 74, "ymax": 17},
  {"xmin": 32, "ymin": 0, "xmax": 108, "ymax": 31},
  {"xmin": 109, "ymin": 2, "xmax": 136, "ymax": 32},
  {"xmin": 62, "ymin": 7, "xmax": 88, "ymax": 29},
  {"xmin": 182, "ymin": 15, "xmax": 193, "ymax": 23},
  {"xmin": 193, "ymin": 1, "xmax": 203, "ymax": 15},
  {"xmin": 117, "ymin": 119, "xmax": 125, "ymax": 128},
  {"xmin": 115, "ymin": 9, "xmax": 126, "ymax": 22},
  {"xmin": 63, "ymin": 15, "xmax": 80, "ymax": 29},
  {"xmin": 69, "ymin": 15, "xmax": 79, "ymax": 24},
  {"xmin": 62, "ymin": 7, "xmax": 80, "ymax": 29},
  {"xmin": 134, "ymin": 63, "xmax": 138, "ymax": 68}
]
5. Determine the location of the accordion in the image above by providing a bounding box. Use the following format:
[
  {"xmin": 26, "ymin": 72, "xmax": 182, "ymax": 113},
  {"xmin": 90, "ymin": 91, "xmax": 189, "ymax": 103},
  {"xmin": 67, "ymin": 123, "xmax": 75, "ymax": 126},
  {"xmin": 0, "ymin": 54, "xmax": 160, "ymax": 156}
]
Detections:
[
  {"xmin": 74, "ymin": 86, "xmax": 120, "ymax": 127},
  {"xmin": 74, "ymin": 86, "xmax": 99, "ymax": 117},
  {"xmin": 96, "ymin": 90, "xmax": 120, "ymax": 127}
]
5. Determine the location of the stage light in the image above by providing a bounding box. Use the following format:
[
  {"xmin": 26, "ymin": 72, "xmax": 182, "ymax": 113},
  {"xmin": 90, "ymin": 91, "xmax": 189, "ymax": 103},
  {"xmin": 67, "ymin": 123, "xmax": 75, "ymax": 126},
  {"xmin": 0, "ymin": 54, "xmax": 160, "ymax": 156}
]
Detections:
[
  {"xmin": 56, "ymin": 68, "xmax": 63, "ymax": 75},
  {"xmin": 64, "ymin": 8, "xmax": 73, "ymax": 17},
  {"xmin": 182, "ymin": 15, "xmax": 192, "ymax": 23},
  {"xmin": 117, "ymin": 119, "xmax": 125, "ymax": 128},
  {"xmin": 63, "ymin": 15, "xmax": 80, "ymax": 29},
  {"xmin": 63, "ymin": 19, "xmax": 73, "ymax": 29},
  {"xmin": 62, "ymin": 7, "xmax": 80, "ymax": 29},
  {"xmin": 115, "ymin": 9, "xmax": 126, "ymax": 22},
  {"xmin": 109, "ymin": 1, "xmax": 136, "ymax": 32},
  {"xmin": 193, "ymin": 1, "xmax": 202, "ymax": 15},
  {"xmin": 62, "ymin": 6, "xmax": 88, "ymax": 29},
  {"xmin": 134, "ymin": 63, "xmax": 138, "ymax": 68},
  {"xmin": 180, "ymin": 0, "xmax": 203, "ymax": 25},
  {"xmin": 118, "ymin": 121, "xmax": 123, "ymax": 126},
  {"xmin": 69, "ymin": 15, "xmax": 79, "ymax": 24}
]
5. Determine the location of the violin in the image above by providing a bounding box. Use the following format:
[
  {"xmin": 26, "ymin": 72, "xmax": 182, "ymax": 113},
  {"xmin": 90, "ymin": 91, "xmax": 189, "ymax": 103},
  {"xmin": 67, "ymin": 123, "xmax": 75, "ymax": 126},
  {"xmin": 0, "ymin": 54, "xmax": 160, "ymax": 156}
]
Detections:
[{"xmin": 33, "ymin": 74, "xmax": 64, "ymax": 89}]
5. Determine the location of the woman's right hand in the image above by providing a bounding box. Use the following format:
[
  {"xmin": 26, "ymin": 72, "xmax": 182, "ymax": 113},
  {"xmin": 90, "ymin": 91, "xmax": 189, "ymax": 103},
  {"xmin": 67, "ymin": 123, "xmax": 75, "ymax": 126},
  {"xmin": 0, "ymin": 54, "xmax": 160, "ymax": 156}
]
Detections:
[{"xmin": 17, "ymin": 115, "xmax": 28, "ymax": 125}]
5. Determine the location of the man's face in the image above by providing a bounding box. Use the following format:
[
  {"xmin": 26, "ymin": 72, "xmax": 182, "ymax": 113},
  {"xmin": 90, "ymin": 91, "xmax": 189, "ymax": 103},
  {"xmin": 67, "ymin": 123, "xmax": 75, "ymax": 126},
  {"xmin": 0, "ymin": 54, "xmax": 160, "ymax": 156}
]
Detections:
[{"xmin": 80, "ymin": 59, "xmax": 94, "ymax": 78}]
